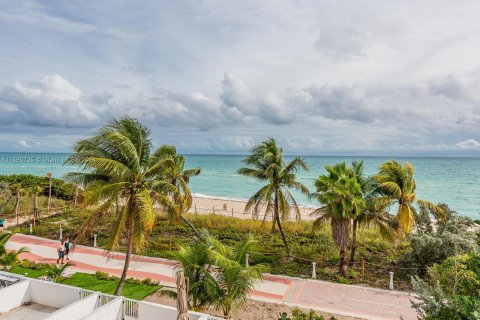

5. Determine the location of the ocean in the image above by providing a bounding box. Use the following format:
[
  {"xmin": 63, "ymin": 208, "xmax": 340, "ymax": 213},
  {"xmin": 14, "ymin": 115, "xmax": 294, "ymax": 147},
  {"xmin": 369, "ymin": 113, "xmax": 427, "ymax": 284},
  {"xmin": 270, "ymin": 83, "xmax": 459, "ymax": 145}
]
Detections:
[{"xmin": 0, "ymin": 152, "xmax": 479, "ymax": 219}]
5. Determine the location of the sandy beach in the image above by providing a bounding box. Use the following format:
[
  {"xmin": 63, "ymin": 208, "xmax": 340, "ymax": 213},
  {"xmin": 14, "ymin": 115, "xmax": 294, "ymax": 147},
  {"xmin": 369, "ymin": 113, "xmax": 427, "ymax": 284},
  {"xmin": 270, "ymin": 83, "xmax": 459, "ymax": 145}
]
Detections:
[{"xmin": 189, "ymin": 196, "xmax": 317, "ymax": 221}]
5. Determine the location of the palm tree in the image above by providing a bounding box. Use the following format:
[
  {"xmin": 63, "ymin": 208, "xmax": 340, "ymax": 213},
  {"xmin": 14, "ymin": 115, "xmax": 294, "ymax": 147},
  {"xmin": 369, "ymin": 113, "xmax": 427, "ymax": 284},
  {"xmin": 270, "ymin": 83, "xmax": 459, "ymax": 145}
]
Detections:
[
  {"xmin": 159, "ymin": 240, "xmax": 217, "ymax": 310},
  {"xmin": 45, "ymin": 262, "xmax": 72, "ymax": 282},
  {"xmin": 348, "ymin": 161, "xmax": 396, "ymax": 266},
  {"xmin": 375, "ymin": 161, "xmax": 444, "ymax": 234},
  {"xmin": 238, "ymin": 138, "xmax": 309, "ymax": 255},
  {"xmin": 46, "ymin": 173, "xmax": 53, "ymax": 214},
  {"xmin": 0, "ymin": 232, "xmax": 13, "ymax": 256},
  {"xmin": 311, "ymin": 162, "xmax": 365, "ymax": 276},
  {"xmin": 0, "ymin": 247, "xmax": 29, "ymax": 270},
  {"xmin": 30, "ymin": 186, "xmax": 42, "ymax": 226},
  {"xmin": 11, "ymin": 183, "xmax": 25, "ymax": 226},
  {"xmin": 0, "ymin": 182, "xmax": 13, "ymax": 213},
  {"xmin": 150, "ymin": 145, "xmax": 201, "ymax": 235},
  {"xmin": 207, "ymin": 234, "xmax": 266, "ymax": 319},
  {"xmin": 64, "ymin": 116, "xmax": 178, "ymax": 295}
]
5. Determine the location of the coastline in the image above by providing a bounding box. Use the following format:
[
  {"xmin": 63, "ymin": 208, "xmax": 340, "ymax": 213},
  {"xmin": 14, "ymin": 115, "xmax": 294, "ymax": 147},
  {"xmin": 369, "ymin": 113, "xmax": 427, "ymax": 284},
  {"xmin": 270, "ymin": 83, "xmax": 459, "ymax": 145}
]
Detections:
[{"xmin": 189, "ymin": 194, "xmax": 317, "ymax": 221}]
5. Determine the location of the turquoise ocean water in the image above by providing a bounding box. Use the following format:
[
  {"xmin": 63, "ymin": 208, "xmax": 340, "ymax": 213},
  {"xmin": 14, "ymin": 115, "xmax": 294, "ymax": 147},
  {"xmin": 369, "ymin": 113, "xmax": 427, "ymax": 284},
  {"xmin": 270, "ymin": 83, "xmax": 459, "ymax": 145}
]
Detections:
[{"xmin": 0, "ymin": 153, "xmax": 478, "ymax": 219}]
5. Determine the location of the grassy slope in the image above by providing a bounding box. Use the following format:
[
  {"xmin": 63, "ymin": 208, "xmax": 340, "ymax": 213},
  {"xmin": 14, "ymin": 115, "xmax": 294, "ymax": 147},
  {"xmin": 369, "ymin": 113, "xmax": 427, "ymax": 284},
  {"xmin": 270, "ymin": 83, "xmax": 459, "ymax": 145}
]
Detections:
[{"xmin": 12, "ymin": 209, "xmax": 413, "ymax": 290}]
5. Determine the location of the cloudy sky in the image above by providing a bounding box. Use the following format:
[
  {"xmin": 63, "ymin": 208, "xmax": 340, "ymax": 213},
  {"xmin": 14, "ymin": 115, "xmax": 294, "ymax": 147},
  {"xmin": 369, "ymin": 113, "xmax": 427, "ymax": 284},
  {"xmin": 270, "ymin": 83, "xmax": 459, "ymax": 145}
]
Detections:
[{"xmin": 1, "ymin": 0, "xmax": 480, "ymax": 156}]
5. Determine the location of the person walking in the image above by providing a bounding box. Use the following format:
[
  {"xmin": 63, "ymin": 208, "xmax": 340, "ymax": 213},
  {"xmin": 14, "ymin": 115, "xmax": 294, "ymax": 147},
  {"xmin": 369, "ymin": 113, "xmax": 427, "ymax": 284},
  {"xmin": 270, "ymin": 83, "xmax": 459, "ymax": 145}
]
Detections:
[
  {"xmin": 56, "ymin": 240, "xmax": 65, "ymax": 264},
  {"xmin": 64, "ymin": 237, "xmax": 71, "ymax": 261}
]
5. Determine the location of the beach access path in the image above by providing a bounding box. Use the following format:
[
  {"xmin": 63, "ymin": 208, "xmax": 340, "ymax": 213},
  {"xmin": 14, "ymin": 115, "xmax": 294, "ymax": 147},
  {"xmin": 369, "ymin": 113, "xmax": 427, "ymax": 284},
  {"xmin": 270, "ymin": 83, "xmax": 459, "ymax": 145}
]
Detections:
[{"xmin": 6, "ymin": 233, "xmax": 417, "ymax": 320}]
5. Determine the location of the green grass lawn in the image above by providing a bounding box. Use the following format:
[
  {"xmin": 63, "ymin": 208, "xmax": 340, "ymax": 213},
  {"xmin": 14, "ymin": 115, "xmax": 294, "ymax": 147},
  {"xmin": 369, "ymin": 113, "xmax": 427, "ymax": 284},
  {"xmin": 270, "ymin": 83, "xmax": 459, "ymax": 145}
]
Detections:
[
  {"xmin": 11, "ymin": 266, "xmax": 48, "ymax": 278},
  {"xmin": 61, "ymin": 273, "xmax": 161, "ymax": 300},
  {"xmin": 10, "ymin": 266, "xmax": 160, "ymax": 300}
]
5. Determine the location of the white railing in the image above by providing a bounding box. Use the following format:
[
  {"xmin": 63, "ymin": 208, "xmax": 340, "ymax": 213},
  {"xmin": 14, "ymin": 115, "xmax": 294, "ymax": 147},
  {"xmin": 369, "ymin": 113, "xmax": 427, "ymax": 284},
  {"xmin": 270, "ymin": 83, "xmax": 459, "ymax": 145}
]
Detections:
[
  {"xmin": 98, "ymin": 292, "xmax": 116, "ymax": 307},
  {"xmin": 124, "ymin": 298, "xmax": 139, "ymax": 320},
  {"xmin": 79, "ymin": 288, "xmax": 96, "ymax": 299}
]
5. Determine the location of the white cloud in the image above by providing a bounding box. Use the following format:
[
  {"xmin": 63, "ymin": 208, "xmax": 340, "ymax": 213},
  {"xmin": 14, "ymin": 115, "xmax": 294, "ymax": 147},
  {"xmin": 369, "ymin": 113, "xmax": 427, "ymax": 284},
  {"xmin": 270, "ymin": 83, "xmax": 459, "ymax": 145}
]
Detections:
[
  {"xmin": 18, "ymin": 139, "xmax": 31, "ymax": 148},
  {"xmin": 0, "ymin": 1, "xmax": 480, "ymax": 155},
  {"xmin": 0, "ymin": 75, "xmax": 99, "ymax": 127},
  {"xmin": 455, "ymin": 139, "xmax": 480, "ymax": 149}
]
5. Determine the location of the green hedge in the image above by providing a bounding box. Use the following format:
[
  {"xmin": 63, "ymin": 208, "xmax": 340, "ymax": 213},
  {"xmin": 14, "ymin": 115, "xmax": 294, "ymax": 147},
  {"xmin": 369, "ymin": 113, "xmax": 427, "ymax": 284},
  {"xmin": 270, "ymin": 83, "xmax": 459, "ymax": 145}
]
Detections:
[{"xmin": 0, "ymin": 174, "xmax": 76, "ymax": 201}]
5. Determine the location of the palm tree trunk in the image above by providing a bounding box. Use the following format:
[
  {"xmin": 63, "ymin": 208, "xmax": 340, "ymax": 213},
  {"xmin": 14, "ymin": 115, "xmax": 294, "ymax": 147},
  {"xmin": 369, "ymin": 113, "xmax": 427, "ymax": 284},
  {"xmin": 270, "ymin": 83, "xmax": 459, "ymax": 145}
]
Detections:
[
  {"xmin": 33, "ymin": 195, "xmax": 38, "ymax": 227},
  {"xmin": 274, "ymin": 188, "xmax": 290, "ymax": 255},
  {"xmin": 14, "ymin": 191, "xmax": 19, "ymax": 226},
  {"xmin": 349, "ymin": 219, "xmax": 358, "ymax": 267},
  {"xmin": 180, "ymin": 215, "xmax": 202, "ymax": 238},
  {"xmin": 340, "ymin": 246, "xmax": 348, "ymax": 276},
  {"xmin": 114, "ymin": 233, "xmax": 132, "ymax": 296},
  {"xmin": 47, "ymin": 175, "xmax": 52, "ymax": 214}
]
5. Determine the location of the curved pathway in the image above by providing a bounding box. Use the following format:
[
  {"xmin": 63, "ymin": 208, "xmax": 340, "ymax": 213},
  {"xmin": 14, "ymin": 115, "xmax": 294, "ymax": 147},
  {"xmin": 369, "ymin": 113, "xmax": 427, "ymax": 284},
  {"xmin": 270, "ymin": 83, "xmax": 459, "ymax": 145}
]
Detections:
[{"xmin": 6, "ymin": 233, "xmax": 417, "ymax": 320}]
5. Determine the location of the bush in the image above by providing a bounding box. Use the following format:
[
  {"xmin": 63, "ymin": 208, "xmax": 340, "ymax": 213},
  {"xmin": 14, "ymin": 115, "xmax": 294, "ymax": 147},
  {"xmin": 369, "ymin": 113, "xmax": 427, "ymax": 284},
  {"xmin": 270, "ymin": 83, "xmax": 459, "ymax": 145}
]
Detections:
[
  {"xmin": 401, "ymin": 205, "xmax": 478, "ymax": 271},
  {"xmin": 95, "ymin": 271, "xmax": 116, "ymax": 281},
  {"xmin": 412, "ymin": 253, "xmax": 480, "ymax": 320},
  {"xmin": 0, "ymin": 174, "xmax": 76, "ymax": 201}
]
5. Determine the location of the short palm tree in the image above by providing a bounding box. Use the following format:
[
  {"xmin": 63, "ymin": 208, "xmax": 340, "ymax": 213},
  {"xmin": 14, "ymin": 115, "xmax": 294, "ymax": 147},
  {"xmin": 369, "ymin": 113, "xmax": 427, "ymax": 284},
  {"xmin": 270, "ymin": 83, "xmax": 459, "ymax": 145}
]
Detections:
[
  {"xmin": 0, "ymin": 247, "xmax": 29, "ymax": 270},
  {"xmin": 207, "ymin": 234, "xmax": 266, "ymax": 319},
  {"xmin": 238, "ymin": 138, "xmax": 309, "ymax": 254},
  {"xmin": 159, "ymin": 240, "xmax": 217, "ymax": 310},
  {"xmin": 375, "ymin": 161, "xmax": 444, "ymax": 234},
  {"xmin": 348, "ymin": 161, "xmax": 396, "ymax": 266},
  {"xmin": 150, "ymin": 145, "xmax": 201, "ymax": 234},
  {"xmin": 0, "ymin": 232, "xmax": 13, "ymax": 256},
  {"xmin": 311, "ymin": 162, "xmax": 365, "ymax": 276},
  {"xmin": 65, "ymin": 116, "xmax": 178, "ymax": 295},
  {"xmin": 45, "ymin": 262, "xmax": 72, "ymax": 282}
]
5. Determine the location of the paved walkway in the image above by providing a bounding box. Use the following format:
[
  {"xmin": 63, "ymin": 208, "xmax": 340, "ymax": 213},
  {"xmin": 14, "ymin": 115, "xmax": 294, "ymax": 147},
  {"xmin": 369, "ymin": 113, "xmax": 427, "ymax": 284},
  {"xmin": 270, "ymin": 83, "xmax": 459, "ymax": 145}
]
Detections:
[{"xmin": 6, "ymin": 233, "xmax": 417, "ymax": 320}]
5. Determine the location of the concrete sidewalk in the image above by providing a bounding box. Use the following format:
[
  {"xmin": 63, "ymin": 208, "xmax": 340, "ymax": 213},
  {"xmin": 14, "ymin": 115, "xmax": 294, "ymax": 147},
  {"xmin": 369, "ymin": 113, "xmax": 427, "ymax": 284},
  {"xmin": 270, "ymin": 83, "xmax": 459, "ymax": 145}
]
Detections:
[{"xmin": 6, "ymin": 233, "xmax": 417, "ymax": 320}]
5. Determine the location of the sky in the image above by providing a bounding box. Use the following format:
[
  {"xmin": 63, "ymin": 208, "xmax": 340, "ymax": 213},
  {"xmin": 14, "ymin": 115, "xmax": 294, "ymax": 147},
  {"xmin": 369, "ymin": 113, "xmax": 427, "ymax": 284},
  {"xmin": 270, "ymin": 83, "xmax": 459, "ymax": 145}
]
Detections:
[{"xmin": 1, "ymin": 0, "xmax": 480, "ymax": 156}]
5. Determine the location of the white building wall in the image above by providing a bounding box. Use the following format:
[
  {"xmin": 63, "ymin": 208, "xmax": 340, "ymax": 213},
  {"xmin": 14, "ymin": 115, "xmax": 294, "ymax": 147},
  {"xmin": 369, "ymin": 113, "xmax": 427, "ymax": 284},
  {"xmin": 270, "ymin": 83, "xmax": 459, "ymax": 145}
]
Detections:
[
  {"xmin": 44, "ymin": 293, "xmax": 99, "ymax": 320},
  {"xmin": 0, "ymin": 280, "xmax": 30, "ymax": 314},
  {"xmin": 30, "ymin": 280, "xmax": 81, "ymax": 308},
  {"xmin": 138, "ymin": 300, "xmax": 206, "ymax": 320},
  {"xmin": 80, "ymin": 297, "xmax": 123, "ymax": 320}
]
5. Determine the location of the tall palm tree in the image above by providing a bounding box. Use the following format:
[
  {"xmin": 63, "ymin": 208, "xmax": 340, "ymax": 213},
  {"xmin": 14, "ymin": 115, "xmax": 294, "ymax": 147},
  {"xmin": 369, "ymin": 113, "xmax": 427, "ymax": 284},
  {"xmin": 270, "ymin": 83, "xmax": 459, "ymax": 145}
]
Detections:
[
  {"xmin": 46, "ymin": 172, "xmax": 52, "ymax": 214},
  {"xmin": 207, "ymin": 234, "xmax": 266, "ymax": 319},
  {"xmin": 375, "ymin": 161, "xmax": 444, "ymax": 234},
  {"xmin": 238, "ymin": 138, "xmax": 309, "ymax": 255},
  {"xmin": 0, "ymin": 182, "xmax": 13, "ymax": 213},
  {"xmin": 65, "ymin": 116, "xmax": 178, "ymax": 295},
  {"xmin": 150, "ymin": 145, "xmax": 201, "ymax": 235},
  {"xmin": 311, "ymin": 162, "xmax": 365, "ymax": 276},
  {"xmin": 30, "ymin": 186, "xmax": 42, "ymax": 226},
  {"xmin": 348, "ymin": 161, "xmax": 395, "ymax": 266}
]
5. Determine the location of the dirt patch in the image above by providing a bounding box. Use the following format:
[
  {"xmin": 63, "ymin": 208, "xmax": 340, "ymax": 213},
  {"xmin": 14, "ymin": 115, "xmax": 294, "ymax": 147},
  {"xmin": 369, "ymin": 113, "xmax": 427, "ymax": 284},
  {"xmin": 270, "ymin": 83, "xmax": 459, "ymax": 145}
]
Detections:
[{"xmin": 145, "ymin": 292, "xmax": 360, "ymax": 320}]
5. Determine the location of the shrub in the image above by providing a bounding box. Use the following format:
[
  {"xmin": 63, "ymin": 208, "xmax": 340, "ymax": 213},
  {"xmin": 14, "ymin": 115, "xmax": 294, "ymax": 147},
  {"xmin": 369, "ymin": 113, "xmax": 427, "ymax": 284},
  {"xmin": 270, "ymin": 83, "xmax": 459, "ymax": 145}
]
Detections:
[
  {"xmin": 412, "ymin": 253, "xmax": 480, "ymax": 319},
  {"xmin": 401, "ymin": 205, "xmax": 478, "ymax": 271},
  {"xmin": 95, "ymin": 271, "xmax": 115, "ymax": 281},
  {"xmin": 0, "ymin": 174, "xmax": 76, "ymax": 201}
]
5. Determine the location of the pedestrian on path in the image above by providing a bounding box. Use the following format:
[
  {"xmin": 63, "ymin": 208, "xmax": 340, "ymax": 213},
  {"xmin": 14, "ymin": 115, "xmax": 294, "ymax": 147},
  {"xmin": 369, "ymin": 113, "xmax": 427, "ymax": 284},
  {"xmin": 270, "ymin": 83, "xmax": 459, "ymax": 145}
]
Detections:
[
  {"xmin": 65, "ymin": 237, "xmax": 71, "ymax": 261},
  {"xmin": 57, "ymin": 240, "xmax": 65, "ymax": 264}
]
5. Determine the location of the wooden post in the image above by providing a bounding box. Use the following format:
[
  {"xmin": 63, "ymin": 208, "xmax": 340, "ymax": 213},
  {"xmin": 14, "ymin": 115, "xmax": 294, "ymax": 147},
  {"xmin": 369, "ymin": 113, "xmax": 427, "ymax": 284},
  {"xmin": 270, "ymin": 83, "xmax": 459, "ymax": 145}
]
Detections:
[
  {"xmin": 194, "ymin": 204, "xmax": 197, "ymax": 214},
  {"xmin": 212, "ymin": 206, "xmax": 215, "ymax": 214},
  {"xmin": 312, "ymin": 262, "xmax": 317, "ymax": 279},
  {"xmin": 362, "ymin": 259, "xmax": 365, "ymax": 279},
  {"xmin": 169, "ymin": 237, "xmax": 172, "ymax": 251},
  {"xmin": 231, "ymin": 208, "xmax": 234, "ymax": 217}
]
